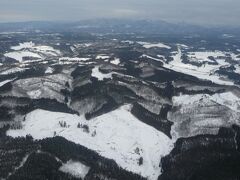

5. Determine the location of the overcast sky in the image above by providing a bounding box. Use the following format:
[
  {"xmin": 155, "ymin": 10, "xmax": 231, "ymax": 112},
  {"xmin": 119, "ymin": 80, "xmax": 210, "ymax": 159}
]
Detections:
[{"xmin": 0, "ymin": 0, "xmax": 239, "ymax": 26}]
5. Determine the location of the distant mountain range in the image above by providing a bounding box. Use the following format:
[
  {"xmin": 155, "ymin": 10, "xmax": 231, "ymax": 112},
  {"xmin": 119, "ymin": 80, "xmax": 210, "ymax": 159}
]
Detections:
[{"xmin": 0, "ymin": 19, "xmax": 240, "ymax": 35}]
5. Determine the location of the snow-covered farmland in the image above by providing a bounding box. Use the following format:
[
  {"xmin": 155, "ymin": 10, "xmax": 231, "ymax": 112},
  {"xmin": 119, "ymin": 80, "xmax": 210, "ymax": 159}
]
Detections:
[
  {"xmin": 7, "ymin": 105, "xmax": 174, "ymax": 180},
  {"xmin": 4, "ymin": 51, "xmax": 42, "ymax": 63},
  {"xmin": 188, "ymin": 51, "xmax": 225, "ymax": 63},
  {"xmin": 161, "ymin": 47, "xmax": 234, "ymax": 85},
  {"xmin": 4, "ymin": 42, "xmax": 61, "ymax": 63},
  {"xmin": 11, "ymin": 41, "xmax": 61, "ymax": 56}
]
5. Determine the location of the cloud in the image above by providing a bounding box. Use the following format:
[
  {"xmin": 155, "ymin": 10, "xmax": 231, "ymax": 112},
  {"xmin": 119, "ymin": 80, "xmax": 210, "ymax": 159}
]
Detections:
[
  {"xmin": 0, "ymin": 0, "xmax": 239, "ymax": 26},
  {"xmin": 0, "ymin": 11, "xmax": 41, "ymax": 22},
  {"xmin": 112, "ymin": 9, "xmax": 139, "ymax": 18}
]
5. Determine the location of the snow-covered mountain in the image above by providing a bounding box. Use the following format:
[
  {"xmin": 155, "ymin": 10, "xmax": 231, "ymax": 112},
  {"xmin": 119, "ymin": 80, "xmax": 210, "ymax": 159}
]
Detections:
[{"xmin": 0, "ymin": 28, "xmax": 240, "ymax": 180}]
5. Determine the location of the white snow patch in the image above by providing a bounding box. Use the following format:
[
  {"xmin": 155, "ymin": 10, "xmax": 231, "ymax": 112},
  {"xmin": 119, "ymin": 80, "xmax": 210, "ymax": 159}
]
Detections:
[
  {"xmin": 70, "ymin": 46, "xmax": 76, "ymax": 52},
  {"xmin": 96, "ymin": 55, "xmax": 110, "ymax": 60},
  {"xmin": 222, "ymin": 34, "xmax": 234, "ymax": 38},
  {"xmin": 27, "ymin": 89, "xmax": 42, "ymax": 99},
  {"xmin": 91, "ymin": 66, "xmax": 113, "ymax": 80},
  {"xmin": 59, "ymin": 57, "xmax": 91, "ymax": 62},
  {"xmin": 33, "ymin": 45, "xmax": 61, "ymax": 56},
  {"xmin": 110, "ymin": 58, "xmax": 120, "ymax": 65},
  {"xmin": 122, "ymin": 40, "xmax": 134, "ymax": 44},
  {"xmin": 45, "ymin": 67, "xmax": 54, "ymax": 74},
  {"xmin": 176, "ymin": 44, "xmax": 189, "ymax": 48},
  {"xmin": 230, "ymin": 53, "xmax": 240, "ymax": 61},
  {"xmin": 74, "ymin": 43, "xmax": 93, "ymax": 48},
  {"xmin": 11, "ymin": 42, "xmax": 35, "ymax": 50},
  {"xmin": 141, "ymin": 54, "xmax": 164, "ymax": 62},
  {"xmin": 0, "ymin": 31, "xmax": 26, "ymax": 35},
  {"xmin": 7, "ymin": 105, "xmax": 174, "ymax": 180},
  {"xmin": 234, "ymin": 65, "xmax": 240, "ymax": 74},
  {"xmin": 59, "ymin": 160, "xmax": 90, "ymax": 179},
  {"xmin": 138, "ymin": 42, "xmax": 171, "ymax": 49}
]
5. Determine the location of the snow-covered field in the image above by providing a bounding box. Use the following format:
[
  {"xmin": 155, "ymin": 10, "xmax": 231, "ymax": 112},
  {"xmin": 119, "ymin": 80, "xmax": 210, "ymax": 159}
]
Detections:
[
  {"xmin": 11, "ymin": 42, "xmax": 35, "ymax": 50},
  {"xmin": 161, "ymin": 47, "xmax": 234, "ymax": 85},
  {"xmin": 188, "ymin": 51, "xmax": 225, "ymax": 63},
  {"xmin": 59, "ymin": 57, "xmax": 91, "ymax": 62},
  {"xmin": 4, "ymin": 51, "xmax": 42, "ymax": 63},
  {"xmin": 45, "ymin": 67, "xmax": 54, "ymax": 74},
  {"xmin": 11, "ymin": 41, "xmax": 61, "ymax": 56},
  {"xmin": 7, "ymin": 105, "xmax": 174, "ymax": 180},
  {"xmin": 59, "ymin": 160, "xmax": 90, "ymax": 179},
  {"xmin": 91, "ymin": 66, "xmax": 113, "ymax": 80},
  {"xmin": 110, "ymin": 58, "xmax": 120, "ymax": 65},
  {"xmin": 74, "ymin": 43, "xmax": 93, "ymax": 48},
  {"xmin": 4, "ymin": 42, "xmax": 61, "ymax": 63},
  {"xmin": 96, "ymin": 54, "xmax": 110, "ymax": 60},
  {"xmin": 138, "ymin": 42, "xmax": 171, "ymax": 49},
  {"xmin": 141, "ymin": 54, "xmax": 163, "ymax": 62}
]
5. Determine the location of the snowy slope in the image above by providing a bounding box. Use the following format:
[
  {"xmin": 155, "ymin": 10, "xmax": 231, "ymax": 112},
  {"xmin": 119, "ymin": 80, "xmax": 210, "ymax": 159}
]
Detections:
[
  {"xmin": 0, "ymin": 79, "xmax": 14, "ymax": 87},
  {"xmin": 9, "ymin": 73, "xmax": 72, "ymax": 101},
  {"xmin": 0, "ymin": 67, "xmax": 29, "ymax": 75},
  {"xmin": 169, "ymin": 92, "xmax": 240, "ymax": 139},
  {"xmin": 7, "ymin": 105, "xmax": 174, "ymax": 180},
  {"xmin": 172, "ymin": 92, "xmax": 240, "ymax": 112},
  {"xmin": 4, "ymin": 51, "xmax": 42, "ymax": 63}
]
